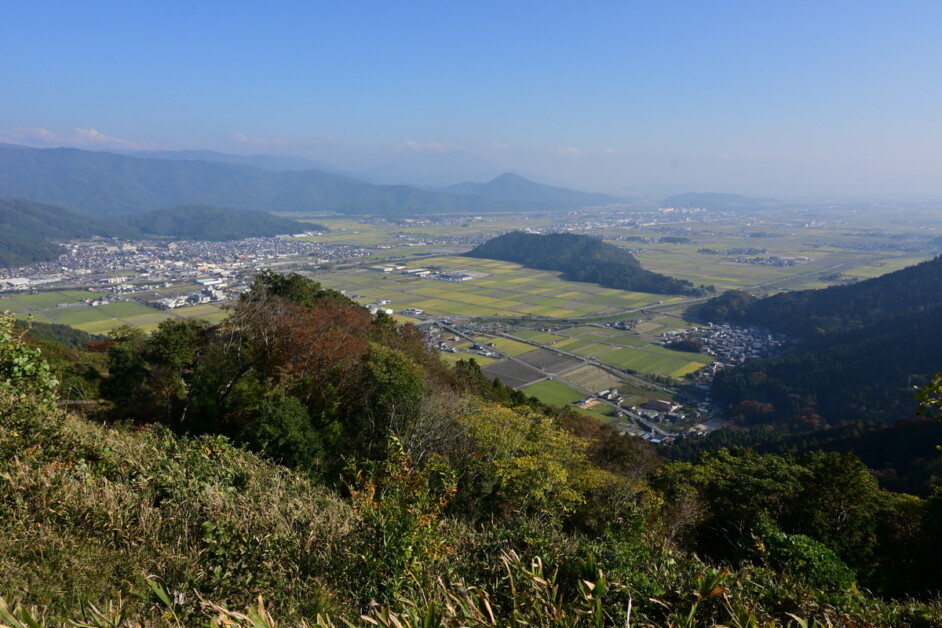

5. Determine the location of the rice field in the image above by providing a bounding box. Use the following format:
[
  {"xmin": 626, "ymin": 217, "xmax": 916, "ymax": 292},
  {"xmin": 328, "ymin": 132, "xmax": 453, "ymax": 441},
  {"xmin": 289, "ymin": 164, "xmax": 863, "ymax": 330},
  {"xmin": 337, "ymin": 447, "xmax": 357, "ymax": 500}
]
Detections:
[
  {"xmin": 438, "ymin": 351, "xmax": 498, "ymax": 367},
  {"xmin": 477, "ymin": 335, "xmax": 536, "ymax": 357},
  {"xmin": 481, "ymin": 360, "xmax": 545, "ymax": 389},
  {"xmin": 0, "ymin": 290, "xmax": 234, "ymax": 336},
  {"xmin": 511, "ymin": 329, "xmax": 565, "ymax": 344},
  {"xmin": 316, "ymin": 256, "xmax": 674, "ymax": 320},
  {"xmin": 561, "ymin": 365, "xmax": 627, "ymax": 394},
  {"xmin": 519, "ymin": 379, "xmax": 586, "ymax": 407}
]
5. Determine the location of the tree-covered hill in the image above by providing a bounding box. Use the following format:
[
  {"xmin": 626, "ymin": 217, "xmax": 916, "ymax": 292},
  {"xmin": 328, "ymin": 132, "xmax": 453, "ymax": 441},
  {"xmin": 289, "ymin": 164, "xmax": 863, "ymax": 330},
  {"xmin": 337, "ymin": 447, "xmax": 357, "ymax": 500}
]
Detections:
[
  {"xmin": 469, "ymin": 231, "xmax": 703, "ymax": 295},
  {"xmin": 712, "ymin": 304, "xmax": 942, "ymax": 425},
  {"xmin": 695, "ymin": 256, "xmax": 942, "ymax": 426},
  {"xmin": 0, "ymin": 198, "xmax": 136, "ymax": 266},
  {"xmin": 693, "ymin": 256, "xmax": 942, "ymax": 474},
  {"xmin": 699, "ymin": 255, "xmax": 942, "ymax": 337},
  {"xmin": 127, "ymin": 205, "xmax": 321, "ymax": 240}
]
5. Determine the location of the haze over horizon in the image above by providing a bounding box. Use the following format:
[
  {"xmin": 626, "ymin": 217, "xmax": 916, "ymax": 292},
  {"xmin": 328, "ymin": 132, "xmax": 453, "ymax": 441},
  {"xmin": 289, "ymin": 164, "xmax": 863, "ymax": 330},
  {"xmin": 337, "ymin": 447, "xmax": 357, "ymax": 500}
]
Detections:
[{"xmin": 3, "ymin": 1, "xmax": 941, "ymax": 200}]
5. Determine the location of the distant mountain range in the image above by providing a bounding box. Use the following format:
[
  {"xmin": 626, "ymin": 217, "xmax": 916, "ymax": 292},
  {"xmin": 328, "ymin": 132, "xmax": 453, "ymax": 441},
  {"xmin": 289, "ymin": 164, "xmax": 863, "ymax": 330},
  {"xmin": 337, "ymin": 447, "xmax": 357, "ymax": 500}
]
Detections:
[
  {"xmin": 0, "ymin": 144, "xmax": 622, "ymax": 218},
  {"xmin": 444, "ymin": 173, "xmax": 619, "ymax": 206},
  {"xmin": 120, "ymin": 149, "xmax": 347, "ymax": 174}
]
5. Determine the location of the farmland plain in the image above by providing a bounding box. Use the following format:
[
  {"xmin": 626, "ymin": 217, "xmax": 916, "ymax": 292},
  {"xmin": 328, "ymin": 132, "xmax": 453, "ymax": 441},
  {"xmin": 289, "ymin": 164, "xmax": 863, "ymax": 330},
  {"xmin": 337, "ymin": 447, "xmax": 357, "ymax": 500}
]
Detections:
[{"xmin": 4, "ymin": 207, "xmax": 936, "ymax": 419}]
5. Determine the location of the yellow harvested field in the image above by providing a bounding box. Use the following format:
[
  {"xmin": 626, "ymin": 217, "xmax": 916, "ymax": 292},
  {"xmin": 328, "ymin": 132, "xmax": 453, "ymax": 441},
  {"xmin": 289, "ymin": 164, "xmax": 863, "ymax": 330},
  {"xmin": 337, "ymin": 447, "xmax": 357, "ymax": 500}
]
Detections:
[{"xmin": 670, "ymin": 362, "xmax": 706, "ymax": 378}]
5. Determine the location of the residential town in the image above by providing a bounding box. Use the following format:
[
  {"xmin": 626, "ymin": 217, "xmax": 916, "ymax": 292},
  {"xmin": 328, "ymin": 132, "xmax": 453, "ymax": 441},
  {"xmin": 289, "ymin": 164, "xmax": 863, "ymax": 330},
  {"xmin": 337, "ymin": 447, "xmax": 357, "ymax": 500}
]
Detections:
[{"xmin": 0, "ymin": 235, "xmax": 369, "ymax": 294}]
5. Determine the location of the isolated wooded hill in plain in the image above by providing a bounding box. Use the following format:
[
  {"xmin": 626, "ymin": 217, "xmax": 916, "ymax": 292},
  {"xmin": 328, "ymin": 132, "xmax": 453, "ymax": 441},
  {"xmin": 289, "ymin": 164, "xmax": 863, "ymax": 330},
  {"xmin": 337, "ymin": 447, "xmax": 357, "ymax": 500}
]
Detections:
[{"xmin": 469, "ymin": 231, "xmax": 700, "ymax": 295}]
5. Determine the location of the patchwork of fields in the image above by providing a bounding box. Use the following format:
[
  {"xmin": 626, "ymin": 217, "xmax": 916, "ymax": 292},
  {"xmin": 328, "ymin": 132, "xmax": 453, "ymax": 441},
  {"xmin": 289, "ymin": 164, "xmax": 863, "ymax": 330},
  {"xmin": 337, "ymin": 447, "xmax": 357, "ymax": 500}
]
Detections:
[
  {"xmin": 317, "ymin": 256, "xmax": 680, "ymax": 319},
  {"xmin": 0, "ymin": 291, "xmax": 228, "ymax": 334},
  {"xmin": 4, "ymin": 214, "xmax": 929, "ymax": 424}
]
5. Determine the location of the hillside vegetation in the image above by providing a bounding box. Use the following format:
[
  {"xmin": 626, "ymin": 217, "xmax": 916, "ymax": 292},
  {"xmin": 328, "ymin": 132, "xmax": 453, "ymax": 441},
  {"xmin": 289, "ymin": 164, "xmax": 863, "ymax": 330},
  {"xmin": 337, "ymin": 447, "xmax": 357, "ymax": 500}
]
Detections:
[
  {"xmin": 666, "ymin": 256, "xmax": 942, "ymax": 498},
  {"xmin": 0, "ymin": 198, "xmax": 135, "ymax": 266},
  {"xmin": 469, "ymin": 232, "xmax": 707, "ymax": 295},
  {"xmin": 700, "ymin": 255, "xmax": 942, "ymax": 337},
  {"xmin": 2, "ymin": 275, "xmax": 942, "ymax": 624},
  {"xmin": 693, "ymin": 257, "xmax": 942, "ymax": 429},
  {"xmin": 127, "ymin": 205, "xmax": 318, "ymax": 240}
]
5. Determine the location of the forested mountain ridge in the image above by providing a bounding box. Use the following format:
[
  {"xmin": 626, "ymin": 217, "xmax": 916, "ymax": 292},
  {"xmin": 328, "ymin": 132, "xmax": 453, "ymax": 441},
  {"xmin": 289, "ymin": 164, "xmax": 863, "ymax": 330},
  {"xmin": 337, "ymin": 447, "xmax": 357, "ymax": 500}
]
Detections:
[
  {"xmin": 712, "ymin": 304, "xmax": 942, "ymax": 425},
  {"xmin": 469, "ymin": 231, "xmax": 705, "ymax": 295},
  {"xmin": 698, "ymin": 254, "xmax": 942, "ymax": 336},
  {"xmin": 0, "ymin": 198, "xmax": 136, "ymax": 266},
  {"xmin": 0, "ymin": 144, "xmax": 607, "ymax": 217},
  {"xmin": 690, "ymin": 255, "xmax": 942, "ymax": 490}
]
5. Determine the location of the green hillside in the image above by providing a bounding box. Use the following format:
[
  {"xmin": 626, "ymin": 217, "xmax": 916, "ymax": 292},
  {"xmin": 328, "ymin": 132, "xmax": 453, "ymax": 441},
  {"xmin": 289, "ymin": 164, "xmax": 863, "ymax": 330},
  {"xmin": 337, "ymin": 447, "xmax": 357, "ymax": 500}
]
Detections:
[
  {"xmin": 4, "ymin": 274, "xmax": 942, "ymax": 624},
  {"xmin": 0, "ymin": 198, "xmax": 135, "ymax": 266},
  {"xmin": 128, "ymin": 205, "xmax": 319, "ymax": 240},
  {"xmin": 697, "ymin": 257, "xmax": 942, "ymax": 426},
  {"xmin": 699, "ymin": 255, "xmax": 942, "ymax": 336},
  {"xmin": 689, "ymin": 257, "xmax": 942, "ymax": 488}
]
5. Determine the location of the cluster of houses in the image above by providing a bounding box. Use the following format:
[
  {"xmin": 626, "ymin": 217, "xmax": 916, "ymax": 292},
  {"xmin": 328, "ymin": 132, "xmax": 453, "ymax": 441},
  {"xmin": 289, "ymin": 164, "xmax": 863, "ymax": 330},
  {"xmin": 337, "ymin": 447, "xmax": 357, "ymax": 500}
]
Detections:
[
  {"xmin": 634, "ymin": 399, "xmax": 690, "ymax": 423},
  {"xmin": 0, "ymin": 234, "xmax": 371, "ymax": 299},
  {"xmin": 574, "ymin": 388, "xmax": 624, "ymax": 410},
  {"xmin": 660, "ymin": 324, "xmax": 790, "ymax": 378},
  {"xmin": 724, "ymin": 255, "xmax": 810, "ymax": 267},
  {"xmin": 698, "ymin": 324, "xmax": 790, "ymax": 365},
  {"xmin": 52, "ymin": 294, "xmax": 125, "ymax": 308}
]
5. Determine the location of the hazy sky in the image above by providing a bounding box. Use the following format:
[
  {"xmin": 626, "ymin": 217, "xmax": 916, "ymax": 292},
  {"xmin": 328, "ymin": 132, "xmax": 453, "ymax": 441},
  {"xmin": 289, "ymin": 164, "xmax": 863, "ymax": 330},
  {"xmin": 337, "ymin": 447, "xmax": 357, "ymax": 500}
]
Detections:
[{"xmin": 2, "ymin": 1, "xmax": 941, "ymax": 198}]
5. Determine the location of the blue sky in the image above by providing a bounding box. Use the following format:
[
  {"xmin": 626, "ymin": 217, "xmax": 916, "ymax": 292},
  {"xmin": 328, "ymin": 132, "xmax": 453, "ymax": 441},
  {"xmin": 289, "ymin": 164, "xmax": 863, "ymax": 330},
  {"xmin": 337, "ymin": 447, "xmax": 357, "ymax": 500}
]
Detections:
[{"xmin": 2, "ymin": 1, "xmax": 941, "ymax": 198}]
